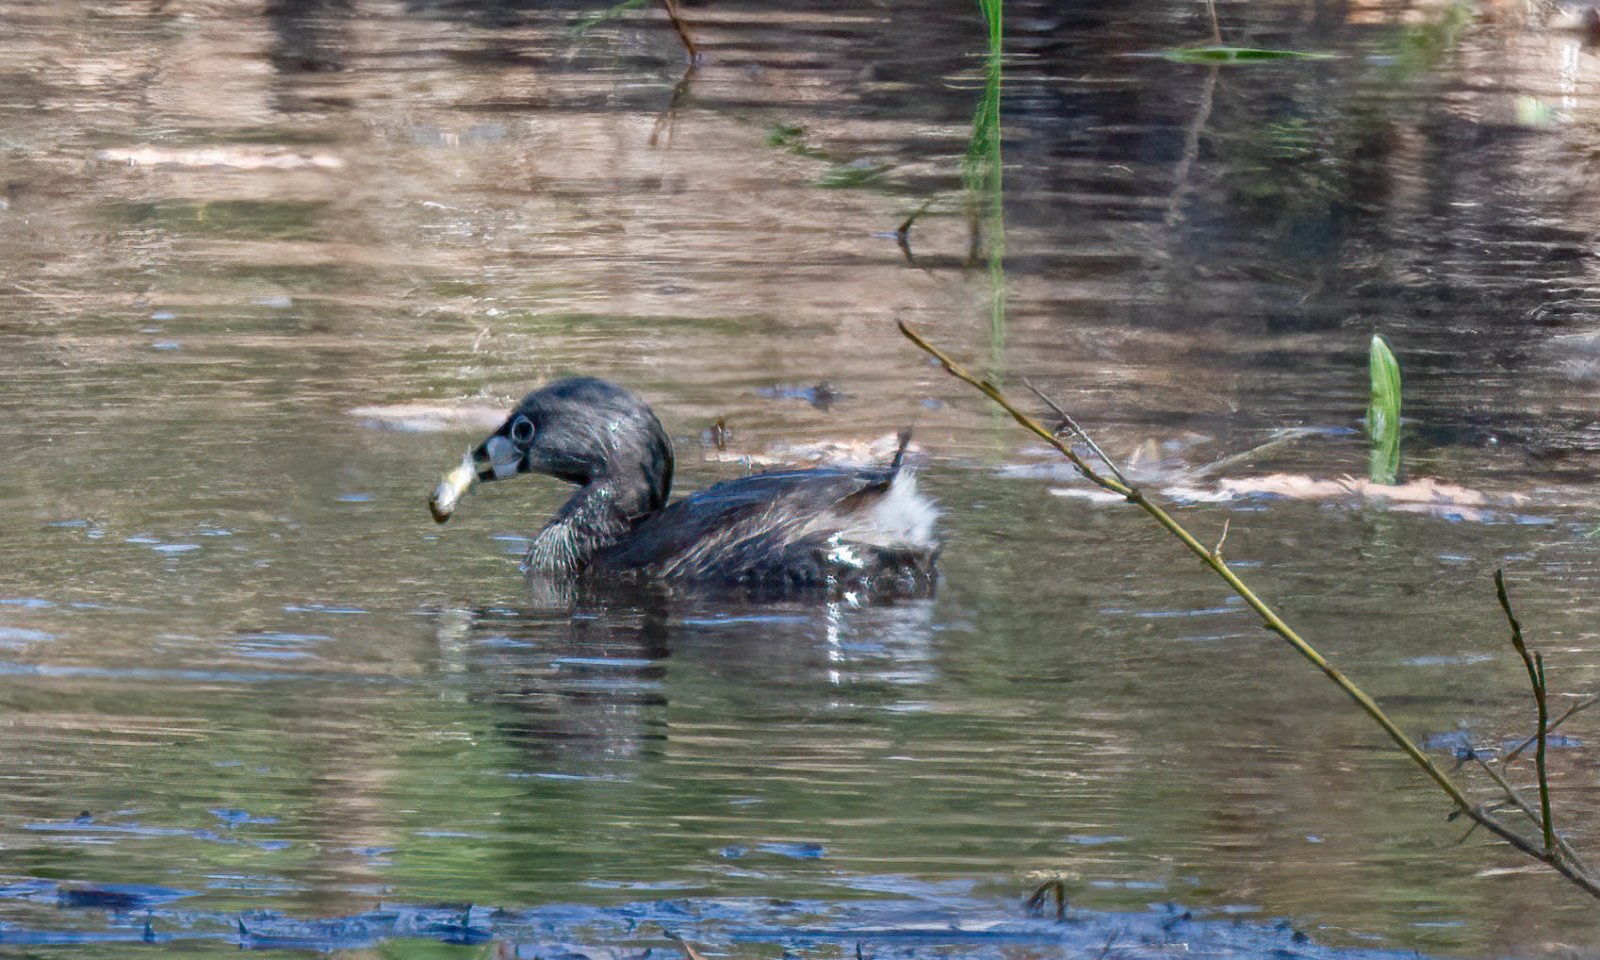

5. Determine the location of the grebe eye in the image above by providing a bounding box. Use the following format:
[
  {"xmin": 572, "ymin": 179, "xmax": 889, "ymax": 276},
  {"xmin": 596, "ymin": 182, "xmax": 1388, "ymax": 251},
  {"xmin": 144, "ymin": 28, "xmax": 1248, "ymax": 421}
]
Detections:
[{"xmin": 509, "ymin": 416, "xmax": 535, "ymax": 444}]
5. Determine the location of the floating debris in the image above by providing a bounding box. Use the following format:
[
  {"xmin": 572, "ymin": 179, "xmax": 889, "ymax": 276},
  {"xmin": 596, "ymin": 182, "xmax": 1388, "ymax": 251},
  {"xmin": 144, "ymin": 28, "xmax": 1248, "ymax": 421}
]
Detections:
[
  {"xmin": 1050, "ymin": 473, "xmax": 1537, "ymax": 523},
  {"xmin": 706, "ymin": 433, "xmax": 916, "ymax": 470},
  {"xmin": 96, "ymin": 146, "xmax": 345, "ymax": 171}
]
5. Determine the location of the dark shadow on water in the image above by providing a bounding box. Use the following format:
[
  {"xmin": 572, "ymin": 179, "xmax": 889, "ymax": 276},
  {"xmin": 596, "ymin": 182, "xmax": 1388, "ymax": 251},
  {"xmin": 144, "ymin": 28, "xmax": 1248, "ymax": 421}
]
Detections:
[{"xmin": 0, "ymin": 877, "xmax": 1428, "ymax": 959}]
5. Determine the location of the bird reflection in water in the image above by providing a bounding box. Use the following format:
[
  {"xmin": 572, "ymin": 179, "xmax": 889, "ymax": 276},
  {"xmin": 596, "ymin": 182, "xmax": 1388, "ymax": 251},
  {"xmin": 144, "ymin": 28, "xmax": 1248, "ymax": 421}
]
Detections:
[{"xmin": 430, "ymin": 581, "xmax": 938, "ymax": 772}]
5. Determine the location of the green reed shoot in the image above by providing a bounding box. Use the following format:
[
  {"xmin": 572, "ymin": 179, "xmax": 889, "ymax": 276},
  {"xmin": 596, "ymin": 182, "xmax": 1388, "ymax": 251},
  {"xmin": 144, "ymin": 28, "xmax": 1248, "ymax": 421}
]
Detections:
[
  {"xmin": 1367, "ymin": 333, "xmax": 1402, "ymax": 485},
  {"xmin": 978, "ymin": 0, "xmax": 1003, "ymax": 51}
]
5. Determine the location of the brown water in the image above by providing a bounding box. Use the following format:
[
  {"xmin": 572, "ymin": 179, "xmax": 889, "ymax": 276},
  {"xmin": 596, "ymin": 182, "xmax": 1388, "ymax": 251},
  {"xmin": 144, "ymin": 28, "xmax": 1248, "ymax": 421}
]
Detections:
[{"xmin": 5, "ymin": 0, "xmax": 1600, "ymax": 955}]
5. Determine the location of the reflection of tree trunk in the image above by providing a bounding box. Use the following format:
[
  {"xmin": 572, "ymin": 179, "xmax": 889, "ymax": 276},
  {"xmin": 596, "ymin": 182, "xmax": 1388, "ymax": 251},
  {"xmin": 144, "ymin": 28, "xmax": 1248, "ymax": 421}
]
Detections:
[
  {"xmin": 1164, "ymin": 64, "xmax": 1218, "ymax": 234},
  {"xmin": 1153, "ymin": 64, "xmax": 1218, "ymax": 303},
  {"xmin": 661, "ymin": 0, "xmax": 699, "ymax": 62},
  {"xmin": 300, "ymin": 700, "xmax": 407, "ymax": 918},
  {"xmin": 649, "ymin": 64, "xmax": 698, "ymax": 148}
]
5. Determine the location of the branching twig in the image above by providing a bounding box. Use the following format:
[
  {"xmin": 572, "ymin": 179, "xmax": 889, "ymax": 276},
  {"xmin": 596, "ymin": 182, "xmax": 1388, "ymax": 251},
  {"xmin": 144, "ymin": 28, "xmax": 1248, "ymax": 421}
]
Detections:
[
  {"xmin": 889, "ymin": 199, "xmax": 938, "ymax": 264},
  {"xmin": 1505, "ymin": 696, "xmax": 1599, "ymax": 766},
  {"xmin": 1021, "ymin": 376, "xmax": 1132, "ymax": 489},
  {"xmin": 1024, "ymin": 877, "xmax": 1067, "ymax": 920},
  {"xmin": 900, "ymin": 322, "xmax": 1123, "ymax": 496},
  {"xmin": 1473, "ymin": 756, "xmax": 1545, "ymax": 835},
  {"xmin": 1211, "ymin": 517, "xmax": 1230, "ymax": 560},
  {"xmin": 899, "ymin": 320, "xmax": 1600, "ymax": 902},
  {"xmin": 1498, "ymin": 569, "xmax": 1555, "ymax": 853},
  {"xmin": 1468, "ymin": 805, "xmax": 1600, "ymax": 897},
  {"xmin": 902, "ymin": 320, "xmax": 1472, "ymax": 803},
  {"xmin": 1471, "ymin": 761, "xmax": 1597, "ymax": 878},
  {"xmin": 1471, "ymin": 756, "xmax": 1594, "ymax": 875},
  {"xmin": 897, "ymin": 199, "xmax": 935, "ymax": 244}
]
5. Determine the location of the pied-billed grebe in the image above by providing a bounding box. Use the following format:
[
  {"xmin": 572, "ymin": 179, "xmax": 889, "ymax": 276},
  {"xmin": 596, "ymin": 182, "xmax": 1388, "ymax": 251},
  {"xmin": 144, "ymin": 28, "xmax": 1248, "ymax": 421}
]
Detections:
[{"xmin": 429, "ymin": 378, "xmax": 938, "ymax": 598}]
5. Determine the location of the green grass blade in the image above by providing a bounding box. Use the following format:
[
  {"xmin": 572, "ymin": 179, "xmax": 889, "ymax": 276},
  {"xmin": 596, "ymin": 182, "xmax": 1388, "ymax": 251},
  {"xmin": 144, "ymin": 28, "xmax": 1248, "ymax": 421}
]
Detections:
[
  {"xmin": 1367, "ymin": 333, "xmax": 1402, "ymax": 485},
  {"xmin": 570, "ymin": 0, "xmax": 649, "ymax": 38}
]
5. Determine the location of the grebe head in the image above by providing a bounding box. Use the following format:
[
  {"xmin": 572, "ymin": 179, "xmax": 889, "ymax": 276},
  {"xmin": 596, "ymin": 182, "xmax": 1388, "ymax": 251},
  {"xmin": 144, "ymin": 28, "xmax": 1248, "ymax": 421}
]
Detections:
[{"xmin": 431, "ymin": 378, "xmax": 673, "ymax": 524}]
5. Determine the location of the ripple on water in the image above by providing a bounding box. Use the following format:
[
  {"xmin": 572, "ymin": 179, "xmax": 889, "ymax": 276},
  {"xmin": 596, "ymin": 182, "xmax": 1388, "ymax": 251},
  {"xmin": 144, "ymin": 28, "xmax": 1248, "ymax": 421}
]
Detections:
[
  {"xmin": 757, "ymin": 842, "xmax": 827, "ymax": 860},
  {"xmin": 209, "ymin": 808, "xmax": 281, "ymax": 826},
  {"xmin": 0, "ymin": 626, "xmax": 58, "ymax": 647},
  {"xmin": 230, "ymin": 632, "xmax": 332, "ymax": 660},
  {"xmin": 0, "ymin": 597, "xmax": 56, "ymax": 608}
]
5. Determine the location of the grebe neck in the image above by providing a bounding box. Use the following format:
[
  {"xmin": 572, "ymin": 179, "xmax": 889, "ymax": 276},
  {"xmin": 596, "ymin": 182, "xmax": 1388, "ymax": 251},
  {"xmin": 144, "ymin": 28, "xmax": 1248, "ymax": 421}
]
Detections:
[{"xmin": 525, "ymin": 478, "xmax": 658, "ymax": 577}]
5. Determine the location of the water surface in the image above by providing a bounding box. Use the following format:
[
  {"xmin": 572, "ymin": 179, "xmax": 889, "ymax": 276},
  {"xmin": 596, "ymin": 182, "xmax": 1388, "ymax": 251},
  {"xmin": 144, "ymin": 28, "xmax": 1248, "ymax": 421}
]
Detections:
[{"xmin": 5, "ymin": 0, "xmax": 1600, "ymax": 955}]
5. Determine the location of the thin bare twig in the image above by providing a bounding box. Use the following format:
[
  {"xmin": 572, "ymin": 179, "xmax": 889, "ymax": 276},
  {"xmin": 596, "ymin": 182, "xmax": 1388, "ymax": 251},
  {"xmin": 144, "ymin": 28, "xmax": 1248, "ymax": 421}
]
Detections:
[
  {"xmin": 1498, "ymin": 569, "xmax": 1555, "ymax": 853},
  {"xmin": 897, "ymin": 199, "xmax": 936, "ymax": 243},
  {"xmin": 1470, "ymin": 757, "xmax": 1595, "ymax": 876},
  {"xmin": 901, "ymin": 320, "xmax": 1474, "ymax": 808},
  {"xmin": 1021, "ymin": 376, "xmax": 1132, "ymax": 489},
  {"xmin": 1505, "ymin": 696, "xmax": 1600, "ymax": 766},
  {"xmin": 1465, "ymin": 758, "xmax": 1593, "ymax": 876},
  {"xmin": 901, "ymin": 322, "xmax": 1123, "ymax": 495},
  {"xmin": 1468, "ymin": 802, "xmax": 1600, "ymax": 897},
  {"xmin": 1473, "ymin": 756, "xmax": 1545, "ymax": 834},
  {"xmin": 892, "ymin": 199, "xmax": 937, "ymax": 263},
  {"xmin": 1211, "ymin": 517, "xmax": 1230, "ymax": 560}
]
